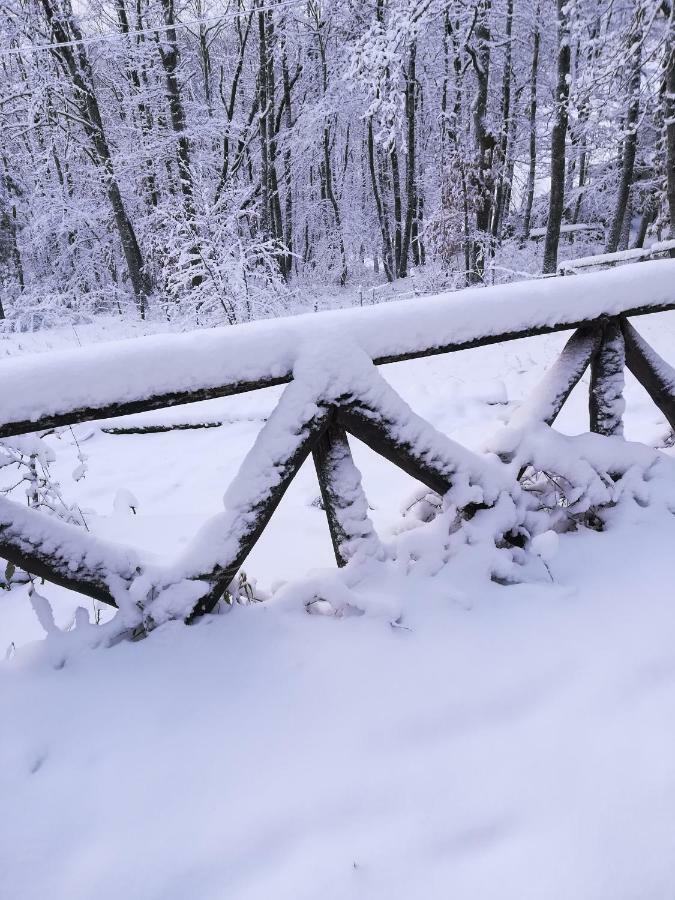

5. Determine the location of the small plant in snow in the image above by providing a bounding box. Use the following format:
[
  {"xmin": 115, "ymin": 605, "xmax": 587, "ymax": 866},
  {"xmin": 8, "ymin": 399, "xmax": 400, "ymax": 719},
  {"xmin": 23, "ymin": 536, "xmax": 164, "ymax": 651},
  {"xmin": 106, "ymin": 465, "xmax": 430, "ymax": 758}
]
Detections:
[
  {"xmin": 0, "ymin": 431, "xmax": 89, "ymax": 590},
  {"xmin": 0, "ymin": 560, "xmax": 28, "ymax": 591},
  {"xmin": 222, "ymin": 571, "xmax": 267, "ymax": 607},
  {"xmin": 0, "ymin": 434, "xmax": 87, "ymax": 526},
  {"xmin": 399, "ymin": 487, "xmax": 443, "ymax": 526}
]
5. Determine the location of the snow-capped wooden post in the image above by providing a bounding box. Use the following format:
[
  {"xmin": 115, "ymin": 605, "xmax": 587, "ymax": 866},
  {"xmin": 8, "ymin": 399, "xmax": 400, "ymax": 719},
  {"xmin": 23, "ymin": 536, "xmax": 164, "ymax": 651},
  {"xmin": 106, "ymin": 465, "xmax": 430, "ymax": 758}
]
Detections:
[
  {"xmin": 312, "ymin": 422, "xmax": 377, "ymax": 567},
  {"xmin": 186, "ymin": 401, "xmax": 335, "ymax": 618},
  {"xmin": 622, "ymin": 320, "xmax": 675, "ymax": 432},
  {"xmin": 589, "ymin": 319, "xmax": 625, "ymax": 436},
  {"xmin": 511, "ymin": 326, "xmax": 602, "ymax": 428}
]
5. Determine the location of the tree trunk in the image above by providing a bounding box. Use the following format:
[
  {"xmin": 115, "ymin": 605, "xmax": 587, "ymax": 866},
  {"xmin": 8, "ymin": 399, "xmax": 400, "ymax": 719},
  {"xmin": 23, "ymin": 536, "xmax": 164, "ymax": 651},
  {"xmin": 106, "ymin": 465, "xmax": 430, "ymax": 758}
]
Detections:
[
  {"xmin": 440, "ymin": 10, "xmax": 451, "ymax": 166},
  {"xmin": 634, "ymin": 195, "xmax": 656, "ymax": 248},
  {"xmin": 571, "ymin": 18, "xmax": 601, "ymax": 225},
  {"xmin": 390, "ymin": 144, "xmax": 403, "ymax": 275},
  {"xmin": 491, "ymin": 0, "xmax": 513, "ymax": 242},
  {"xmin": 400, "ymin": 41, "xmax": 417, "ymax": 277},
  {"xmin": 571, "ymin": 141, "xmax": 587, "ymax": 224},
  {"xmin": 214, "ymin": 11, "xmax": 253, "ymax": 201},
  {"xmin": 40, "ymin": 0, "xmax": 149, "ymax": 311},
  {"xmin": 469, "ymin": 0, "xmax": 493, "ymax": 283},
  {"xmin": 445, "ymin": 17, "xmax": 470, "ymax": 281},
  {"xmin": 257, "ymin": 4, "xmax": 285, "ymax": 272},
  {"xmin": 1, "ymin": 156, "xmax": 24, "ymax": 298},
  {"xmin": 413, "ymin": 192, "xmax": 425, "ymax": 265},
  {"xmin": 258, "ymin": 4, "xmax": 271, "ymax": 241},
  {"xmin": 522, "ymin": 4, "xmax": 540, "ymax": 238},
  {"xmin": 115, "ymin": 0, "xmax": 158, "ymax": 208},
  {"xmin": 316, "ymin": 14, "xmax": 347, "ymax": 284},
  {"xmin": 542, "ymin": 0, "xmax": 571, "ymax": 274},
  {"xmin": 198, "ymin": 21, "xmax": 213, "ymax": 116},
  {"xmin": 322, "ymin": 126, "xmax": 347, "ymax": 285},
  {"xmin": 157, "ymin": 0, "xmax": 195, "ymax": 220},
  {"xmin": 280, "ymin": 40, "xmax": 294, "ymax": 277},
  {"xmin": 367, "ymin": 121, "xmax": 394, "ymax": 281},
  {"xmin": 664, "ymin": 1, "xmax": 675, "ymax": 238},
  {"xmin": 500, "ymin": 86, "xmax": 521, "ymax": 235},
  {"xmin": 606, "ymin": 13, "xmax": 642, "ymax": 253}
]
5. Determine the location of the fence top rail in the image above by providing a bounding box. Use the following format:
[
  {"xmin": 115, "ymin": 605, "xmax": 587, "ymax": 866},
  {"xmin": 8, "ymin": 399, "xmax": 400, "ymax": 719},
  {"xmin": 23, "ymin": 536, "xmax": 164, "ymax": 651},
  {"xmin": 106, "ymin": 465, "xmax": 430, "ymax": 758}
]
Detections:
[
  {"xmin": 558, "ymin": 240, "xmax": 675, "ymax": 274},
  {"xmin": 530, "ymin": 222, "xmax": 604, "ymax": 239},
  {"xmin": 1, "ymin": 259, "xmax": 674, "ymax": 438}
]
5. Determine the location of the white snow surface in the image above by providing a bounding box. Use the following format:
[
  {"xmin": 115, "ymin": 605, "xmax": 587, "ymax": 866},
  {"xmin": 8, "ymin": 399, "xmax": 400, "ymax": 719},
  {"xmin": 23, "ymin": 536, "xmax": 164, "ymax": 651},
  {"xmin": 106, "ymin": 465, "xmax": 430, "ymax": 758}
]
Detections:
[
  {"xmin": 1, "ymin": 259, "xmax": 674, "ymax": 430},
  {"xmin": 4, "ymin": 298, "xmax": 675, "ymax": 898}
]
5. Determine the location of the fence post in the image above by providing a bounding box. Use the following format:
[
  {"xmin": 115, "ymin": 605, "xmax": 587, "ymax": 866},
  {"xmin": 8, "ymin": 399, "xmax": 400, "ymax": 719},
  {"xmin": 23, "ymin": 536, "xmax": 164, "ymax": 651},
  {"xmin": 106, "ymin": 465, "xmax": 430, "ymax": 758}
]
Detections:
[
  {"xmin": 312, "ymin": 422, "xmax": 376, "ymax": 567},
  {"xmin": 622, "ymin": 319, "xmax": 675, "ymax": 431},
  {"xmin": 589, "ymin": 319, "xmax": 625, "ymax": 436}
]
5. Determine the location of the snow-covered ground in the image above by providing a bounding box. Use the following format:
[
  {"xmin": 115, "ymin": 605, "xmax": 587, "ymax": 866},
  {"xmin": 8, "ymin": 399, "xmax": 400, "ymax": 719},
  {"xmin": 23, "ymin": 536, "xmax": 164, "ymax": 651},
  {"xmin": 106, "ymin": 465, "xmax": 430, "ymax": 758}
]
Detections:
[{"xmin": 3, "ymin": 305, "xmax": 675, "ymax": 898}]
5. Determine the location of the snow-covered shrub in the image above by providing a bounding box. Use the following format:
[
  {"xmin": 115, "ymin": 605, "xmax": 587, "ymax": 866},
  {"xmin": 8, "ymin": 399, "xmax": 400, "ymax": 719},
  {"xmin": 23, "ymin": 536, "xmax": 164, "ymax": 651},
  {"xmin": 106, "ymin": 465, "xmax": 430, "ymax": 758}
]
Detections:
[
  {"xmin": 0, "ymin": 286, "xmax": 135, "ymax": 333},
  {"xmin": 0, "ymin": 432, "xmax": 88, "ymax": 589},
  {"xmin": 149, "ymin": 191, "xmax": 292, "ymax": 328},
  {"xmin": 490, "ymin": 425, "xmax": 675, "ymax": 533},
  {"xmin": 0, "ymin": 434, "xmax": 86, "ymax": 524},
  {"xmin": 425, "ymin": 162, "xmax": 470, "ymax": 273}
]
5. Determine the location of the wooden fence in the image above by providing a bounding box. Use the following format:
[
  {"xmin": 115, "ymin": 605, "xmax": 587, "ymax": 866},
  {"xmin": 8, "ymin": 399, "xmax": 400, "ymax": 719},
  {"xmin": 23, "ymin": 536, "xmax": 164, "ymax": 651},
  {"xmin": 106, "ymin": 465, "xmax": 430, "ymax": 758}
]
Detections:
[{"xmin": 1, "ymin": 259, "xmax": 675, "ymax": 626}]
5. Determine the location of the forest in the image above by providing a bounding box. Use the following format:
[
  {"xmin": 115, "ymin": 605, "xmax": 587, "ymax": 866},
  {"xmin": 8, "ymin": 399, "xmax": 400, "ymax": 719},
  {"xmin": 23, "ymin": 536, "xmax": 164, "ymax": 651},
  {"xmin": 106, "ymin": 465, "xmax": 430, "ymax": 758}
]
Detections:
[{"xmin": 0, "ymin": 0, "xmax": 673, "ymax": 328}]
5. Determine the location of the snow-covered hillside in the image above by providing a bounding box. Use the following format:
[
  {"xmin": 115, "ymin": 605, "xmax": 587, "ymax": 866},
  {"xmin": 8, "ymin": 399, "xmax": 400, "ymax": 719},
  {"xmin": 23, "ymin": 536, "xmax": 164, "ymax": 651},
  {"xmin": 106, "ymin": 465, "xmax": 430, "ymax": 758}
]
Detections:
[{"xmin": 3, "ymin": 306, "xmax": 675, "ymax": 899}]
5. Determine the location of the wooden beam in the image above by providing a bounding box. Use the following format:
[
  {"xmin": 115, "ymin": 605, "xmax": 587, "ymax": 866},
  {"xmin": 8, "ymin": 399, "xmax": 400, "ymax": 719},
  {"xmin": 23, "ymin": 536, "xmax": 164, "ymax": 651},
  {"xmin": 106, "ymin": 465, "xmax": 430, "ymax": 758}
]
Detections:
[
  {"xmin": 312, "ymin": 421, "xmax": 377, "ymax": 567},
  {"xmin": 511, "ymin": 325, "xmax": 601, "ymax": 427},
  {"xmin": 185, "ymin": 404, "xmax": 334, "ymax": 618},
  {"xmin": 590, "ymin": 319, "xmax": 625, "ymax": 436},
  {"xmin": 2, "ymin": 263, "xmax": 675, "ymax": 438},
  {"xmin": 0, "ymin": 376, "xmax": 289, "ymax": 440},
  {"xmin": 337, "ymin": 405, "xmax": 454, "ymax": 497},
  {"xmin": 622, "ymin": 319, "xmax": 675, "ymax": 431},
  {"xmin": 0, "ymin": 540, "xmax": 117, "ymax": 605},
  {"xmin": 0, "ymin": 312, "xmax": 644, "ymax": 439},
  {"xmin": 102, "ymin": 421, "xmax": 225, "ymax": 434},
  {"xmin": 0, "ymin": 497, "xmax": 137, "ymax": 606}
]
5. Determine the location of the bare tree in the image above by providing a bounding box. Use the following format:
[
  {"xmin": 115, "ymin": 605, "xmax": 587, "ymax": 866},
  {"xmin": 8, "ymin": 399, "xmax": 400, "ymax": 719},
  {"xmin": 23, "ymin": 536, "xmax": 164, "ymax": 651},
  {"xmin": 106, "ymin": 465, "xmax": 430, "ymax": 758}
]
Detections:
[
  {"xmin": 38, "ymin": 0, "xmax": 149, "ymax": 310},
  {"xmin": 543, "ymin": 0, "xmax": 571, "ymax": 275},
  {"xmin": 606, "ymin": 9, "xmax": 643, "ymax": 253}
]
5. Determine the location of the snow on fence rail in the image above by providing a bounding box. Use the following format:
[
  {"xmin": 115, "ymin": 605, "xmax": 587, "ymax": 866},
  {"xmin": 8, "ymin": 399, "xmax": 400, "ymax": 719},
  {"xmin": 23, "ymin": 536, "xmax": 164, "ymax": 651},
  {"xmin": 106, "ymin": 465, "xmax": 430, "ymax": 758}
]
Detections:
[
  {"xmin": 1, "ymin": 260, "xmax": 675, "ymax": 438},
  {"xmin": 2, "ymin": 259, "xmax": 675, "ymax": 635},
  {"xmin": 558, "ymin": 240, "xmax": 675, "ymax": 275},
  {"xmin": 529, "ymin": 223, "xmax": 604, "ymax": 240}
]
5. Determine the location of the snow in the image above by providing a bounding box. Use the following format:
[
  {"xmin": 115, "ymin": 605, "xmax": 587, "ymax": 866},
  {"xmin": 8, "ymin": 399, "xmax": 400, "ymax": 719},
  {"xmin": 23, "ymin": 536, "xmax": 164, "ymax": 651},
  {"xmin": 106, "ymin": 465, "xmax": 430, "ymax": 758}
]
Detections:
[
  {"xmin": 1, "ymin": 260, "xmax": 674, "ymax": 434},
  {"xmin": 530, "ymin": 528, "xmax": 559, "ymax": 561},
  {"xmin": 5, "ymin": 520, "xmax": 675, "ymax": 900},
  {"xmin": 4, "ymin": 301, "xmax": 675, "ymax": 898},
  {"xmin": 27, "ymin": 586, "xmax": 57, "ymax": 635},
  {"xmin": 112, "ymin": 487, "xmax": 139, "ymax": 515}
]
